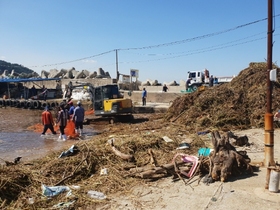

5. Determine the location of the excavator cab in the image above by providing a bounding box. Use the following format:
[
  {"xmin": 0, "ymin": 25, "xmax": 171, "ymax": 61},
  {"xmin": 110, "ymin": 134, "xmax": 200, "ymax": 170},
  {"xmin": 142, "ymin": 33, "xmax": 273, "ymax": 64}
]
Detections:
[{"xmin": 93, "ymin": 84, "xmax": 133, "ymax": 117}]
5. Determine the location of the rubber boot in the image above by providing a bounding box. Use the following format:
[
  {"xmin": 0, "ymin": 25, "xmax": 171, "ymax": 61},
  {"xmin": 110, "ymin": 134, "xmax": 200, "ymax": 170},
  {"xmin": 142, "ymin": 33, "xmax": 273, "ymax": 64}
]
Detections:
[{"xmin": 79, "ymin": 129, "xmax": 83, "ymax": 136}]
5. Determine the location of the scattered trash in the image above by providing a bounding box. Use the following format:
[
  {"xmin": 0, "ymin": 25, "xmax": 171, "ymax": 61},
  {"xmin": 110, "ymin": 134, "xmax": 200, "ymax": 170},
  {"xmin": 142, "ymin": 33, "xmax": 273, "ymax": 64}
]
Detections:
[
  {"xmin": 162, "ymin": 136, "xmax": 173, "ymax": 142},
  {"xmin": 181, "ymin": 155, "xmax": 199, "ymax": 178},
  {"xmin": 71, "ymin": 185, "xmax": 81, "ymax": 190},
  {"xmin": 172, "ymin": 154, "xmax": 199, "ymax": 178},
  {"xmin": 27, "ymin": 197, "xmax": 35, "ymax": 204},
  {"xmin": 100, "ymin": 168, "xmax": 109, "ymax": 175},
  {"xmin": 87, "ymin": 190, "xmax": 107, "ymax": 200},
  {"xmin": 107, "ymin": 138, "xmax": 115, "ymax": 145},
  {"xmin": 52, "ymin": 200, "xmax": 77, "ymax": 209},
  {"xmin": 269, "ymin": 169, "xmax": 280, "ymax": 193},
  {"xmin": 202, "ymin": 174, "xmax": 214, "ymax": 185},
  {"xmin": 42, "ymin": 185, "xmax": 71, "ymax": 197},
  {"xmin": 14, "ymin": 156, "xmax": 22, "ymax": 164},
  {"xmin": 197, "ymin": 130, "xmax": 210, "ymax": 135},
  {"xmin": 198, "ymin": 148, "xmax": 213, "ymax": 156},
  {"xmin": 176, "ymin": 142, "xmax": 190, "ymax": 150},
  {"xmin": 59, "ymin": 145, "xmax": 79, "ymax": 158}
]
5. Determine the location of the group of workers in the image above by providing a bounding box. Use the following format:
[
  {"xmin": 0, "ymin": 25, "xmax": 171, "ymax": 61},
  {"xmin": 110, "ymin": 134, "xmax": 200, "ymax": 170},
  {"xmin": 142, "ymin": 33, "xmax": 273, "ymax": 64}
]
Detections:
[{"xmin": 41, "ymin": 100, "xmax": 85, "ymax": 141}]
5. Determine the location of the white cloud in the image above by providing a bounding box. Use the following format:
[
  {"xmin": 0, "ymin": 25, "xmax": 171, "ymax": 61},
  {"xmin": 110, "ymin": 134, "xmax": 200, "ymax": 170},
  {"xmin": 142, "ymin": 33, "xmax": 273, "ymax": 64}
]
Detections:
[{"xmin": 0, "ymin": 56, "xmax": 6, "ymax": 60}]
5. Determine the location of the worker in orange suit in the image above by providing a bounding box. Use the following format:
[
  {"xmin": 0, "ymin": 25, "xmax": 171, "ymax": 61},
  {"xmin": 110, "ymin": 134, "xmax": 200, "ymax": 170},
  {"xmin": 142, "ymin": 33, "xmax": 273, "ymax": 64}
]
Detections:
[{"xmin": 41, "ymin": 106, "xmax": 57, "ymax": 136}]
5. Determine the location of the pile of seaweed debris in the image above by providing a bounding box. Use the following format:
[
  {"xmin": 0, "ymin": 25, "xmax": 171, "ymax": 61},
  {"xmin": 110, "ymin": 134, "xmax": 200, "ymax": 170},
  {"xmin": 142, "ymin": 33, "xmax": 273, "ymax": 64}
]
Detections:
[
  {"xmin": 0, "ymin": 114, "xmax": 207, "ymax": 209},
  {"xmin": 165, "ymin": 62, "xmax": 280, "ymax": 131}
]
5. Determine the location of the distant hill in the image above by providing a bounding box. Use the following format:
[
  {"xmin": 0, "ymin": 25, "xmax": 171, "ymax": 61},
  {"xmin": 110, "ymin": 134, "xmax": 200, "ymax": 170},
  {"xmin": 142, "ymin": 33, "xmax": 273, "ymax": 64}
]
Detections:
[{"xmin": 0, "ymin": 60, "xmax": 39, "ymax": 77}]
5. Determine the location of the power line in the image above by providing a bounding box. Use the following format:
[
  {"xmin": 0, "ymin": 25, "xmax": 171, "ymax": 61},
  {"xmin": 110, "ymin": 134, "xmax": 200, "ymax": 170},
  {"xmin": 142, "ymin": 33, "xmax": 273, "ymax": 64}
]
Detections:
[
  {"xmin": 119, "ymin": 15, "xmax": 280, "ymax": 51},
  {"xmin": 119, "ymin": 34, "xmax": 280, "ymax": 64},
  {"xmin": 122, "ymin": 30, "xmax": 271, "ymax": 57},
  {"xmin": 30, "ymin": 14, "xmax": 280, "ymax": 68}
]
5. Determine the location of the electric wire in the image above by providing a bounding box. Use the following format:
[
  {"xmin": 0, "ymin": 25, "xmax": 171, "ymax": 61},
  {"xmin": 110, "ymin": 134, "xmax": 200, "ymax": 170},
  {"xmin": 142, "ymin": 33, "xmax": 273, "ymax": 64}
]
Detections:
[{"xmin": 30, "ymin": 14, "xmax": 280, "ymax": 68}]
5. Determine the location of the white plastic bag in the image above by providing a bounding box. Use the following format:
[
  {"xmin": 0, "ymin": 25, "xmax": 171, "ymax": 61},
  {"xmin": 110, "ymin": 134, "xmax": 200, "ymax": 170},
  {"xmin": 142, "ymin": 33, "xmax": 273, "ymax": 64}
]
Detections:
[{"xmin": 42, "ymin": 184, "xmax": 70, "ymax": 197}]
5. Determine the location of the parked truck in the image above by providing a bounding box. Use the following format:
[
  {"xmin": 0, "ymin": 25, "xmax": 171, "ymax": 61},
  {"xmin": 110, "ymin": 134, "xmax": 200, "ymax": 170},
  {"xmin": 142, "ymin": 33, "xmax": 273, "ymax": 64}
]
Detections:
[{"xmin": 186, "ymin": 69, "xmax": 234, "ymax": 91}]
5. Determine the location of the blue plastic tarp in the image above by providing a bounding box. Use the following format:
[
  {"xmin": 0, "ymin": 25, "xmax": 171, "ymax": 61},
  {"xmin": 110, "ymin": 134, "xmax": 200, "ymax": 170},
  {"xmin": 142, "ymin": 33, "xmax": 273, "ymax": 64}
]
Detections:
[{"xmin": 0, "ymin": 78, "xmax": 61, "ymax": 83}]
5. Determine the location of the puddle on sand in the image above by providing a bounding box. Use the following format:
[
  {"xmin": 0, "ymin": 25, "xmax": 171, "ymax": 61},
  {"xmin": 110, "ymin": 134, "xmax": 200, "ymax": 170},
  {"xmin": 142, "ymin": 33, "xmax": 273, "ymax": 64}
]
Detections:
[
  {"xmin": 0, "ymin": 107, "xmax": 97, "ymax": 163},
  {"xmin": 0, "ymin": 132, "xmax": 73, "ymax": 162}
]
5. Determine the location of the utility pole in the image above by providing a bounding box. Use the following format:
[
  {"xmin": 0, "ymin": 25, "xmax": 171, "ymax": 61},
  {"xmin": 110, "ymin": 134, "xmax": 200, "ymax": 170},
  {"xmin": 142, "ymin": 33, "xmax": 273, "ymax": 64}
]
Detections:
[
  {"xmin": 264, "ymin": 0, "xmax": 275, "ymax": 189},
  {"xmin": 115, "ymin": 49, "xmax": 120, "ymax": 83}
]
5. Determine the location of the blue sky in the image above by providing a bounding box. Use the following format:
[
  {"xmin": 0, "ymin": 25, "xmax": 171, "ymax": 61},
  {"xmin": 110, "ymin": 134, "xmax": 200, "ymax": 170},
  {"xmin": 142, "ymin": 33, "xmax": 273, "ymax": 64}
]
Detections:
[{"xmin": 0, "ymin": 0, "xmax": 279, "ymax": 83}]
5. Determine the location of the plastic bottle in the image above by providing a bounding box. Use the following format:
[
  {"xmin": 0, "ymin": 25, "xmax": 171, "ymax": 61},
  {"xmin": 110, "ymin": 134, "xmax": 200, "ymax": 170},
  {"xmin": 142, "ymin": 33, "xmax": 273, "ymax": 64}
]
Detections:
[
  {"xmin": 87, "ymin": 190, "xmax": 106, "ymax": 200},
  {"xmin": 269, "ymin": 170, "xmax": 280, "ymax": 193}
]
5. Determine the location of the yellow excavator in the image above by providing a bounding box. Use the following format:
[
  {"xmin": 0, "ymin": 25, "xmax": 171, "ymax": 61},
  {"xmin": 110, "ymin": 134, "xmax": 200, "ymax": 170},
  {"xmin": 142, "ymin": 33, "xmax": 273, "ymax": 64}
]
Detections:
[
  {"xmin": 69, "ymin": 82, "xmax": 133, "ymax": 123},
  {"xmin": 92, "ymin": 84, "xmax": 133, "ymax": 117}
]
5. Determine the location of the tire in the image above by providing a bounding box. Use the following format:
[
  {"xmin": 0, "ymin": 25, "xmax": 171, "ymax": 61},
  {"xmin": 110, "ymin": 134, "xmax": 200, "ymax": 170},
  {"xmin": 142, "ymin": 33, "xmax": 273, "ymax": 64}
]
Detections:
[
  {"xmin": 15, "ymin": 100, "xmax": 20, "ymax": 108},
  {"xmin": 41, "ymin": 102, "xmax": 47, "ymax": 108},
  {"xmin": 20, "ymin": 100, "xmax": 25, "ymax": 108},
  {"xmin": 33, "ymin": 100, "xmax": 40, "ymax": 109},
  {"xmin": 11, "ymin": 99, "xmax": 16, "ymax": 107},
  {"xmin": 5, "ymin": 99, "xmax": 11, "ymax": 106},
  {"xmin": 191, "ymin": 85, "xmax": 198, "ymax": 91},
  {"xmin": 26, "ymin": 101, "xmax": 33, "ymax": 109},
  {"xmin": 50, "ymin": 101, "xmax": 56, "ymax": 108}
]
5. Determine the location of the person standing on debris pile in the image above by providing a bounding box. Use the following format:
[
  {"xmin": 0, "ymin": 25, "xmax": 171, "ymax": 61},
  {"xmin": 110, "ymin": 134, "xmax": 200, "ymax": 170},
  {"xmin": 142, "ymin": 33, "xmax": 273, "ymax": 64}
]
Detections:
[
  {"xmin": 41, "ymin": 106, "xmax": 57, "ymax": 136},
  {"xmin": 209, "ymin": 75, "xmax": 214, "ymax": 87},
  {"xmin": 72, "ymin": 101, "xmax": 85, "ymax": 136},
  {"xmin": 214, "ymin": 77, "xmax": 218, "ymax": 85},
  {"xmin": 56, "ymin": 103, "xmax": 70, "ymax": 141},
  {"xmin": 162, "ymin": 84, "xmax": 168, "ymax": 92},
  {"xmin": 142, "ymin": 88, "xmax": 147, "ymax": 106},
  {"xmin": 186, "ymin": 78, "xmax": 192, "ymax": 91}
]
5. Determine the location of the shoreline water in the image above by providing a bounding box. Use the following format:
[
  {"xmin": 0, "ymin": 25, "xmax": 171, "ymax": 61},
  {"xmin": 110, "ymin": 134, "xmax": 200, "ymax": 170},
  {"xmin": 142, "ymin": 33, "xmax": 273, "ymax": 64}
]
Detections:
[{"xmin": 0, "ymin": 107, "xmax": 96, "ymax": 163}]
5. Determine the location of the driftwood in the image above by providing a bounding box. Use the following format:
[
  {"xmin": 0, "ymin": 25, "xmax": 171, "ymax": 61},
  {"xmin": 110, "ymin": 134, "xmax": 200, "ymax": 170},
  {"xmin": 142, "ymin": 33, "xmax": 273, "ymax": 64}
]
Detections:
[
  {"xmin": 210, "ymin": 131, "xmax": 253, "ymax": 182},
  {"xmin": 111, "ymin": 146, "xmax": 134, "ymax": 161},
  {"xmin": 148, "ymin": 149, "xmax": 157, "ymax": 166},
  {"xmin": 0, "ymin": 157, "xmax": 16, "ymax": 166},
  {"xmin": 129, "ymin": 160, "xmax": 189, "ymax": 179},
  {"xmin": 228, "ymin": 131, "xmax": 250, "ymax": 146},
  {"xmin": 109, "ymin": 138, "xmax": 135, "ymax": 162}
]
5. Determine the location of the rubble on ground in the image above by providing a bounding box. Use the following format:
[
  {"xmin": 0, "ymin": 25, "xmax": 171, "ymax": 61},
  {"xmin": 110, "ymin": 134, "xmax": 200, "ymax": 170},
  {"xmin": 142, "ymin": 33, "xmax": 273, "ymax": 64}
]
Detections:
[{"xmin": 1, "ymin": 62, "xmax": 279, "ymax": 209}]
